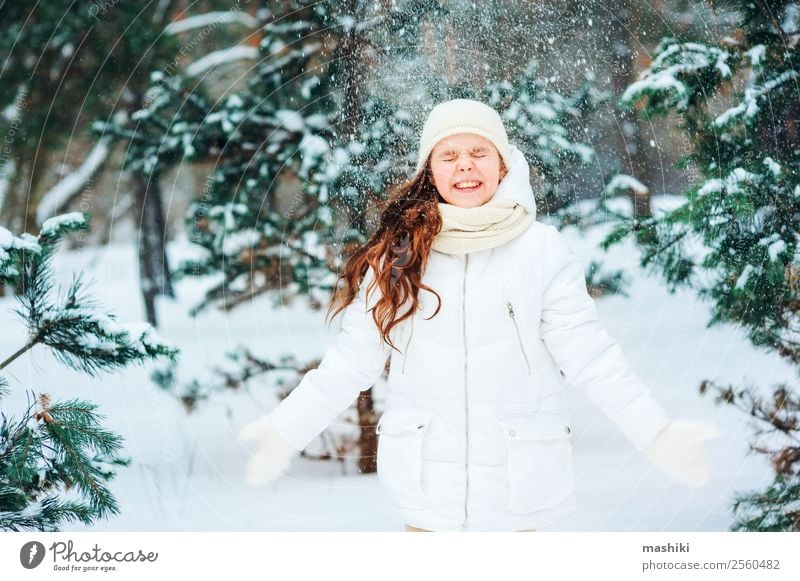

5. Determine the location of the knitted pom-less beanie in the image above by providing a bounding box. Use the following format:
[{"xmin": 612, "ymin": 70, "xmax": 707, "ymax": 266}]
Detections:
[{"xmin": 414, "ymin": 99, "xmax": 512, "ymax": 176}]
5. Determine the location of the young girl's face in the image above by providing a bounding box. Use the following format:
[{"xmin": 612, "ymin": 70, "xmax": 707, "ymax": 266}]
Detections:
[{"xmin": 428, "ymin": 133, "xmax": 507, "ymax": 208}]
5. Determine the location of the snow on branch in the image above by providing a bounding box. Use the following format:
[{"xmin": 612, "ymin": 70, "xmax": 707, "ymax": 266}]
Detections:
[
  {"xmin": 40, "ymin": 212, "xmax": 87, "ymax": 238},
  {"xmin": 185, "ymin": 45, "xmax": 260, "ymax": 78},
  {"xmin": 605, "ymin": 174, "xmax": 650, "ymax": 197},
  {"xmin": 713, "ymin": 70, "xmax": 800, "ymax": 128},
  {"xmin": 164, "ymin": 11, "xmax": 259, "ymax": 35},
  {"xmin": 620, "ymin": 41, "xmax": 732, "ymax": 112}
]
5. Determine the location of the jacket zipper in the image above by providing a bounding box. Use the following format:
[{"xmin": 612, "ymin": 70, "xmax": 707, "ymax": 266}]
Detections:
[
  {"xmin": 462, "ymin": 254, "xmax": 470, "ymax": 529},
  {"xmin": 401, "ymin": 316, "xmax": 414, "ymax": 373},
  {"xmin": 506, "ymin": 301, "xmax": 532, "ymax": 375}
]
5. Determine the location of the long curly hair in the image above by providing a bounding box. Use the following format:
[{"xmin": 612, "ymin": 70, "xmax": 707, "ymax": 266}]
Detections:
[
  {"xmin": 326, "ymin": 156, "xmax": 508, "ymax": 353},
  {"xmin": 325, "ymin": 159, "xmax": 442, "ymax": 353}
]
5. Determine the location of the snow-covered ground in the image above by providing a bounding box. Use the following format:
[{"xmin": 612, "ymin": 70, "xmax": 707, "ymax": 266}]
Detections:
[{"xmin": 0, "ymin": 200, "xmax": 791, "ymax": 532}]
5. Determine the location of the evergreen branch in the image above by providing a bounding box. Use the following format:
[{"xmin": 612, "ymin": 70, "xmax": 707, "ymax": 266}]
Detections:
[
  {"xmin": 46, "ymin": 399, "xmax": 125, "ymax": 457},
  {"xmin": 0, "ymin": 492, "xmax": 96, "ymax": 532},
  {"xmin": 46, "ymin": 430, "xmax": 120, "ymax": 519},
  {"xmin": 1, "ymin": 397, "xmax": 39, "ymax": 483},
  {"xmin": 1, "ymin": 389, "xmax": 128, "ymax": 530},
  {"xmin": 0, "ymin": 337, "xmax": 41, "ymax": 372},
  {"xmin": 751, "ymin": 0, "xmax": 789, "ymax": 46},
  {"xmin": 12, "ymin": 242, "xmax": 55, "ymax": 330},
  {"xmin": 730, "ymin": 474, "xmax": 800, "ymax": 532},
  {"xmin": 38, "ymin": 397, "xmax": 124, "ymax": 519}
]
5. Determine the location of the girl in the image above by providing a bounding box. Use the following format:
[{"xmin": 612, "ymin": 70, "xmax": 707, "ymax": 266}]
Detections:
[{"xmin": 238, "ymin": 99, "xmax": 719, "ymax": 532}]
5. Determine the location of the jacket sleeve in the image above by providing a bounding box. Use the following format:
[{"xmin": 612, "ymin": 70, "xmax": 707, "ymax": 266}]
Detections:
[
  {"xmin": 539, "ymin": 225, "xmax": 671, "ymax": 451},
  {"xmin": 267, "ymin": 267, "xmax": 391, "ymax": 451}
]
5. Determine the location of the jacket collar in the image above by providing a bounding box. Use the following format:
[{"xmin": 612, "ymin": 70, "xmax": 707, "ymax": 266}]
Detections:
[{"xmin": 485, "ymin": 145, "xmax": 537, "ymax": 220}]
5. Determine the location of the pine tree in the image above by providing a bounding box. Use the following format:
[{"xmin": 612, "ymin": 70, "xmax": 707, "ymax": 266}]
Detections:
[
  {"xmin": 610, "ymin": 0, "xmax": 799, "ymax": 530},
  {"xmin": 0, "ymin": 213, "xmax": 178, "ymax": 531},
  {"xmin": 0, "ymin": 1, "xmax": 181, "ymax": 231},
  {"xmin": 0, "ymin": 1, "xmax": 202, "ymax": 324}
]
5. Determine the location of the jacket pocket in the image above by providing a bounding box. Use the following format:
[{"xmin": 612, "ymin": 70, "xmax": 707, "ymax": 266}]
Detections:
[
  {"xmin": 499, "ymin": 412, "xmax": 574, "ymax": 514},
  {"xmin": 376, "ymin": 408, "xmax": 433, "ymax": 510},
  {"xmin": 506, "ymin": 301, "xmax": 532, "ymax": 375}
]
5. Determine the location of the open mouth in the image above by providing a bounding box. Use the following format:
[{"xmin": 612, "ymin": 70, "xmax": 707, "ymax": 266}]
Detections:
[{"xmin": 453, "ymin": 180, "xmax": 482, "ymax": 193}]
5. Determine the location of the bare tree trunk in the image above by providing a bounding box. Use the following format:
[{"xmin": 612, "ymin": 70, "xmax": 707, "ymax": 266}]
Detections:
[
  {"xmin": 0, "ymin": 156, "xmax": 41, "ymax": 235},
  {"xmin": 336, "ymin": 1, "xmax": 380, "ymax": 474},
  {"xmin": 610, "ymin": 0, "xmax": 652, "ymax": 219},
  {"xmin": 130, "ymin": 170, "xmax": 175, "ymax": 327},
  {"xmin": 357, "ymin": 388, "xmax": 379, "ymax": 474}
]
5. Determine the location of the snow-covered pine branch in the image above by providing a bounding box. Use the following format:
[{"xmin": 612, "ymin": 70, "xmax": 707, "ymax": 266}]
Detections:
[
  {"xmin": 185, "ymin": 46, "xmax": 260, "ymax": 78},
  {"xmin": 164, "ymin": 11, "xmax": 260, "ymax": 35},
  {"xmin": 713, "ymin": 69, "xmax": 799, "ymax": 129},
  {"xmin": 619, "ymin": 40, "xmax": 732, "ymax": 112},
  {"xmin": 605, "ymin": 174, "xmax": 650, "ymax": 197},
  {"xmin": 1, "ymin": 213, "xmax": 179, "ymax": 373},
  {"xmin": 1, "ymin": 213, "xmax": 179, "ymax": 532}
]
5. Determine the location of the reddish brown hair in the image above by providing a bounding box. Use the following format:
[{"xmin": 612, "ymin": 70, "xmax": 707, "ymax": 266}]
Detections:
[
  {"xmin": 326, "ymin": 156, "xmax": 507, "ymax": 352},
  {"xmin": 325, "ymin": 159, "xmax": 443, "ymax": 353}
]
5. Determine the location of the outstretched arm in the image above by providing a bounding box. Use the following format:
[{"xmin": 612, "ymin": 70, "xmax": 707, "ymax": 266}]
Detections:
[
  {"xmin": 539, "ymin": 226, "xmax": 718, "ymax": 486},
  {"xmin": 239, "ymin": 267, "xmax": 390, "ymax": 485}
]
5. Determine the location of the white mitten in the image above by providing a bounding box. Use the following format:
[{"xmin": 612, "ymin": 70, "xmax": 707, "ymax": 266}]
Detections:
[
  {"xmin": 642, "ymin": 419, "xmax": 721, "ymax": 488},
  {"xmin": 238, "ymin": 415, "xmax": 300, "ymax": 486}
]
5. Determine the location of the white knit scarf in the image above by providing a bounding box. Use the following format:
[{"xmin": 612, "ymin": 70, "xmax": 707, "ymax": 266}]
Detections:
[{"xmin": 431, "ymin": 199, "xmax": 532, "ymax": 255}]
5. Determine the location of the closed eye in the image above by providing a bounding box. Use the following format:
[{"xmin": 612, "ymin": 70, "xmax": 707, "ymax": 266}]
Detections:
[{"xmin": 440, "ymin": 154, "xmax": 486, "ymax": 161}]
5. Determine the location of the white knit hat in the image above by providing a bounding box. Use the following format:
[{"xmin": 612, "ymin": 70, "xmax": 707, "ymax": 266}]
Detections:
[{"xmin": 414, "ymin": 98, "xmax": 512, "ymax": 176}]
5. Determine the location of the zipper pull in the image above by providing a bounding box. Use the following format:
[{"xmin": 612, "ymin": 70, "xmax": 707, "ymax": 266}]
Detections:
[{"xmin": 506, "ymin": 301, "xmax": 515, "ymax": 318}]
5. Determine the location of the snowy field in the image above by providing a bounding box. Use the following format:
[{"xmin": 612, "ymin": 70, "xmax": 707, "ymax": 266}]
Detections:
[{"xmin": 0, "ymin": 200, "xmax": 791, "ymax": 532}]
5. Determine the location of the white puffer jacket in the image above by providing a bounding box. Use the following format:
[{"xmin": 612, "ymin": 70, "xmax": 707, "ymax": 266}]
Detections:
[{"xmin": 253, "ymin": 146, "xmax": 715, "ymax": 532}]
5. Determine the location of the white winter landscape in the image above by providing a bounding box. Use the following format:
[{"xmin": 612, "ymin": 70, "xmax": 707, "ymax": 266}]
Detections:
[{"xmin": 0, "ymin": 198, "xmax": 789, "ymax": 532}]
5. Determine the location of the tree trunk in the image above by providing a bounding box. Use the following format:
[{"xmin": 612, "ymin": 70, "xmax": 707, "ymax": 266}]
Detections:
[
  {"xmin": 336, "ymin": 1, "xmax": 381, "ymax": 474},
  {"xmin": 356, "ymin": 387, "xmax": 379, "ymax": 474},
  {"xmin": 0, "ymin": 156, "xmax": 41, "ymax": 235},
  {"xmin": 610, "ymin": 0, "xmax": 652, "ymax": 219},
  {"xmin": 130, "ymin": 171, "xmax": 175, "ymax": 327}
]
